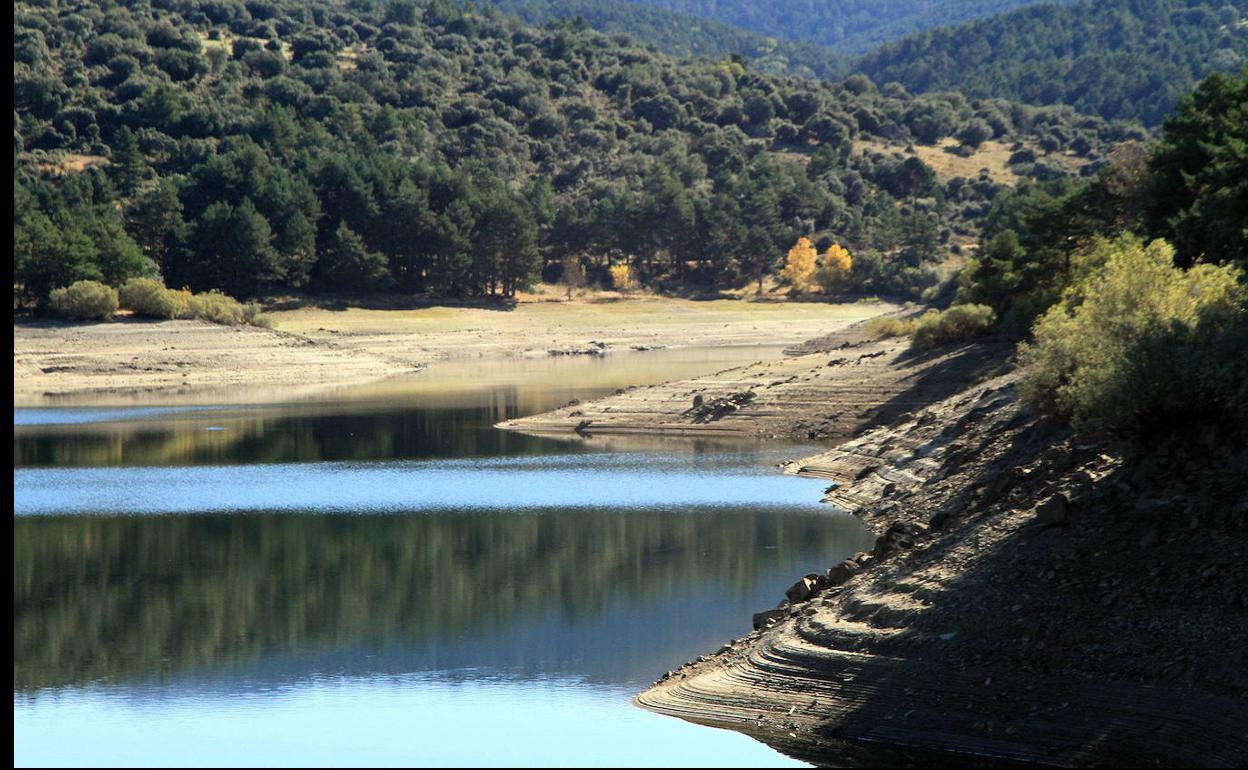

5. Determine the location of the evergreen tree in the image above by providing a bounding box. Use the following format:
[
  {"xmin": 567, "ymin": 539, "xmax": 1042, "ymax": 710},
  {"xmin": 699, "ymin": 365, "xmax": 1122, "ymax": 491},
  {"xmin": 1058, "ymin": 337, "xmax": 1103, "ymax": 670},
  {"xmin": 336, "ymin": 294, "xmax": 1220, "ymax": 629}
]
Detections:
[
  {"xmin": 1147, "ymin": 73, "xmax": 1248, "ymax": 270},
  {"xmin": 319, "ymin": 222, "xmax": 389, "ymax": 293},
  {"xmin": 109, "ymin": 127, "xmax": 148, "ymax": 197}
]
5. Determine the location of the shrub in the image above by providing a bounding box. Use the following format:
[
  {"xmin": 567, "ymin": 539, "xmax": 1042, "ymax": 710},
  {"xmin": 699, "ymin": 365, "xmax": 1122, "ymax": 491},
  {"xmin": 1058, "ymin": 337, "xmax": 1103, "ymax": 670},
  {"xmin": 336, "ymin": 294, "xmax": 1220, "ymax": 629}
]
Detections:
[
  {"xmin": 1019, "ymin": 236, "xmax": 1248, "ymax": 434},
  {"xmin": 175, "ymin": 290, "xmax": 273, "ymax": 327},
  {"xmin": 118, "ymin": 277, "xmax": 190, "ymax": 319},
  {"xmin": 187, "ymin": 290, "xmax": 246, "ymax": 324},
  {"xmin": 48, "ymin": 280, "xmax": 119, "ymax": 321},
  {"xmin": 866, "ymin": 314, "xmax": 921, "ymax": 339},
  {"xmin": 242, "ymin": 301, "xmax": 273, "ymax": 328},
  {"xmin": 911, "ymin": 304, "xmax": 997, "ymax": 350},
  {"xmin": 847, "ymin": 249, "xmax": 939, "ymax": 300}
]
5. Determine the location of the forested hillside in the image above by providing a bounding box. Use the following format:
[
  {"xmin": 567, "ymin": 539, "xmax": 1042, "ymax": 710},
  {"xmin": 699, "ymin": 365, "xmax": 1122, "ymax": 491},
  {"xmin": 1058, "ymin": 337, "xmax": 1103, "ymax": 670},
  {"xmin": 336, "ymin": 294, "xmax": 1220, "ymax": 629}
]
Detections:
[
  {"xmin": 13, "ymin": 0, "xmax": 1124, "ymax": 307},
  {"xmin": 855, "ymin": 0, "xmax": 1248, "ymax": 126},
  {"xmin": 611, "ymin": 0, "xmax": 1063, "ymax": 54},
  {"xmin": 486, "ymin": 1, "xmax": 846, "ymax": 79}
]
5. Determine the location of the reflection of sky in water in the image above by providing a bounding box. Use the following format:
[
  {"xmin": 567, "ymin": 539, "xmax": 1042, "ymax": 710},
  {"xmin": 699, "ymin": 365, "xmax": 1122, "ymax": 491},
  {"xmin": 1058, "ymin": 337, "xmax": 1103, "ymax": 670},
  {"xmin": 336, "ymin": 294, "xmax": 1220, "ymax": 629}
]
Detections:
[
  {"xmin": 14, "ymin": 675, "xmax": 805, "ymax": 768},
  {"xmin": 15, "ymin": 452, "xmax": 831, "ymax": 515}
]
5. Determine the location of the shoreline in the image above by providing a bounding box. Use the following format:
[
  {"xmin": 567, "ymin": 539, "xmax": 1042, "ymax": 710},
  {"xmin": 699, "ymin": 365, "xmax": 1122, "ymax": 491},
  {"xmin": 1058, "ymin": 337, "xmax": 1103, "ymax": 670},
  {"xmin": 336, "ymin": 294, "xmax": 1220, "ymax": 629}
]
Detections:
[
  {"xmin": 498, "ymin": 321, "xmax": 1014, "ymax": 445},
  {"xmin": 13, "ymin": 298, "xmax": 893, "ymax": 407},
  {"xmin": 501, "ymin": 332, "xmax": 1248, "ymax": 766}
]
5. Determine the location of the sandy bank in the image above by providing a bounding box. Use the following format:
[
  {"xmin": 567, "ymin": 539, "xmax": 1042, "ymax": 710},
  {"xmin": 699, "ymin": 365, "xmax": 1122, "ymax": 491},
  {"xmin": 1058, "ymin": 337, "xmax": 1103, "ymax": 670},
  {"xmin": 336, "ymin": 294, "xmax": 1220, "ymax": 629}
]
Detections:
[{"xmin": 13, "ymin": 298, "xmax": 889, "ymax": 406}]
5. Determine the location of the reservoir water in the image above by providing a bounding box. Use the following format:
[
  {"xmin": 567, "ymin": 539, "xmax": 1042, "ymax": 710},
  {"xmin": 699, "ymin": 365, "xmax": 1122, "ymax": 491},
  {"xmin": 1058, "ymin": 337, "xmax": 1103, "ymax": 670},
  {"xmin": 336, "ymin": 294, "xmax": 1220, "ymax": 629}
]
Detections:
[{"xmin": 14, "ymin": 347, "xmax": 873, "ymax": 767}]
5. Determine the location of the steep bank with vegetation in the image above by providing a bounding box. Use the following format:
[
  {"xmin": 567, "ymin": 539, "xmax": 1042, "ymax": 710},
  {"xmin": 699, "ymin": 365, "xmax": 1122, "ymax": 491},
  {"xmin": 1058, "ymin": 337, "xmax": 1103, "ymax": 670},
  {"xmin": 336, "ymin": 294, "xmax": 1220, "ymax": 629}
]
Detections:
[{"xmin": 637, "ymin": 371, "xmax": 1248, "ymax": 766}]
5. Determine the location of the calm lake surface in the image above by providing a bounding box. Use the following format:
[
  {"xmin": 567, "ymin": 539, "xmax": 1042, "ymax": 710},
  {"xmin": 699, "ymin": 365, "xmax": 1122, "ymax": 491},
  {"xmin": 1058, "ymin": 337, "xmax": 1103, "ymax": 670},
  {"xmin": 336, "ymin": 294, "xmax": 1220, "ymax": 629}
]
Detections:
[{"xmin": 14, "ymin": 347, "xmax": 872, "ymax": 767}]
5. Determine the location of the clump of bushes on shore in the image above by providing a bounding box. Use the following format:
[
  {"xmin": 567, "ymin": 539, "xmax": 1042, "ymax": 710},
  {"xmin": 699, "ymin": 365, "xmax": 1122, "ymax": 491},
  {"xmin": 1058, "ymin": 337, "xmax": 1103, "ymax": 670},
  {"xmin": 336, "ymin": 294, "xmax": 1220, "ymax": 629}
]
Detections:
[
  {"xmin": 49, "ymin": 281, "xmax": 119, "ymax": 321},
  {"xmin": 119, "ymin": 278, "xmax": 191, "ymax": 320},
  {"xmin": 184, "ymin": 291, "xmax": 241, "ymax": 324},
  {"xmin": 866, "ymin": 303, "xmax": 997, "ymax": 350},
  {"xmin": 1020, "ymin": 236, "xmax": 1247, "ymax": 434},
  {"xmin": 69, "ymin": 278, "xmax": 275, "ymax": 328},
  {"xmin": 186, "ymin": 291, "xmax": 272, "ymax": 327},
  {"xmin": 866, "ymin": 314, "xmax": 920, "ymax": 339},
  {"xmin": 911, "ymin": 304, "xmax": 997, "ymax": 351}
]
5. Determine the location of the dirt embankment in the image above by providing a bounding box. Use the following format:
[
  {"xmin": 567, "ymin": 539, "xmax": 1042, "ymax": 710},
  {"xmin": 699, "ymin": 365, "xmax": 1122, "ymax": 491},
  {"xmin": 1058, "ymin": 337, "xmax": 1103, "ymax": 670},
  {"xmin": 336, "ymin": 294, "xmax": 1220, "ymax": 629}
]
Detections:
[
  {"xmin": 499, "ymin": 321, "xmax": 1014, "ymax": 442},
  {"xmin": 13, "ymin": 299, "xmax": 887, "ymax": 406},
  {"xmin": 634, "ymin": 374, "xmax": 1248, "ymax": 766}
]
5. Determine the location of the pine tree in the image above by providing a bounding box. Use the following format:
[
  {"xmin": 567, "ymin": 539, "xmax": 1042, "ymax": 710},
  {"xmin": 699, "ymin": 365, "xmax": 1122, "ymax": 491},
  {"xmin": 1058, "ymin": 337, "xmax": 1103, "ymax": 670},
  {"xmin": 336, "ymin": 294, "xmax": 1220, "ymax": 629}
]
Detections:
[
  {"xmin": 109, "ymin": 127, "xmax": 148, "ymax": 197},
  {"xmin": 320, "ymin": 222, "xmax": 389, "ymax": 293}
]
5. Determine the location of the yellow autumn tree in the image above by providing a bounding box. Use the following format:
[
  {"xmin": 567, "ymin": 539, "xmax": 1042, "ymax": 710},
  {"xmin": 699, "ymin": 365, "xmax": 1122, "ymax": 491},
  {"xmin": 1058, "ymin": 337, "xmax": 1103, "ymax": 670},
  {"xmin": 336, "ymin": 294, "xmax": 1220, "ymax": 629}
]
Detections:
[
  {"xmin": 609, "ymin": 263, "xmax": 635, "ymax": 291},
  {"xmin": 822, "ymin": 244, "xmax": 852, "ymax": 273},
  {"xmin": 780, "ymin": 237, "xmax": 818, "ymax": 292},
  {"xmin": 816, "ymin": 243, "xmax": 853, "ymax": 293}
]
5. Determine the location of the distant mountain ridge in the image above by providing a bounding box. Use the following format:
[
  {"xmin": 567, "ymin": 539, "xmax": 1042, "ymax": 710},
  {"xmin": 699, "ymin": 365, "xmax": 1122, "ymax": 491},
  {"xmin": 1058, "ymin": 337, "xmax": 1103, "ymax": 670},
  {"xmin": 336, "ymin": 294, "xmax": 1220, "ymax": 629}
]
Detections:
[
  {"xmin": 483, "ymin": 0, "xmax": 1240, "ymax": 126},
  {"xmin": 853, "ymin": 0, "xmax": 1248, "ymax": 125},
  {"xmin": 486, "ymin": 0, "xmax": 848, "ymax": 78},
  {"xmin": 483, "ymin": 1, "xmax": 1069, "ymax": 79},
  {"xmin": 616, "ymin": 0, "xmax": 1068, "ymax": 54}
]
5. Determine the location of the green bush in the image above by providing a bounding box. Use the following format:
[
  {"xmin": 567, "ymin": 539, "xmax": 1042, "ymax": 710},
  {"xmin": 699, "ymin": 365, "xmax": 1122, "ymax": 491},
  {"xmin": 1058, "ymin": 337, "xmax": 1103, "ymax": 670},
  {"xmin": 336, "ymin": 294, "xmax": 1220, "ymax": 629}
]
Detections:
[
  {"xmin": 186, "ymin": 290, "xmax": 246, "ymax": 325},
  {"xmin": 179, "ymin": 291, "xmax": 273, "ymax": 327},
  {"xmin": 118, "ymin": 277, "xmax": 190, "ymax": 319},
  {"xmin": 48, "ymin": 280, "xmax": 119, "ymax": 321},
  {"xmin": 911, "ymin": 304, "xmax": 997, "ymax": 350},
  {"xmin": 843, "ymin": 249, "xmax": 940, "ymax": 301},
  {"xmin": 866, "ymin": 314, "xmax": 921, "ymax": 339},
  {"xmin": 1020, "ymin": 236, "xmax": 1248, "ymax": 433}
]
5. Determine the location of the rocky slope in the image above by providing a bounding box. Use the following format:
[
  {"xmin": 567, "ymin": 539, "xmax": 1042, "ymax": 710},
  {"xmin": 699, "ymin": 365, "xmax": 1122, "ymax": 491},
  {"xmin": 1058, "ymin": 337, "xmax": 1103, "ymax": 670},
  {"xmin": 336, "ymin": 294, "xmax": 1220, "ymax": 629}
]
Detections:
[{"xmin": 637, "ymin": 371, "xmax": 1248, "ymax": 766}]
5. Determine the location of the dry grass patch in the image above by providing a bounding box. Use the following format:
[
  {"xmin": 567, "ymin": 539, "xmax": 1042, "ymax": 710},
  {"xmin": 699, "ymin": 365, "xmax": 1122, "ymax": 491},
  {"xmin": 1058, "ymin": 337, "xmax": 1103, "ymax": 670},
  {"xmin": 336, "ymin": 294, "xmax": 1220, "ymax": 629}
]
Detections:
[
  {"xmin": 857, "ymin": 138, "xmax": 1020, "ymax": 185},
  {"xmin": 856, "ymin": 138, "xmax": 1096, "ymax": 187},
  {"xmin": 29, "ymin": 153, "xmax": 109, "ymax": 176},
  {"xmin": 195, "ymin": 30, "xmax": 292, "ymax": 59}
]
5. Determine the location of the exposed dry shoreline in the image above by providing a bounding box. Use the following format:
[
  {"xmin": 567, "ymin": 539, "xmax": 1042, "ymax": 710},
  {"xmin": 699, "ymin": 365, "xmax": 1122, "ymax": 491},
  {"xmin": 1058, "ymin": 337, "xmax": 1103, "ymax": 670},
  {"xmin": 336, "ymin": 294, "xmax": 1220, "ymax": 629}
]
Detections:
[
  {"xmin": 12, "ymin": 298, "xmax": 891, "ymax": 406},
  {"xmin": 498, "ymin": 321, "xmax": 1013, "ymax": 443},
  {"xmin": 502, "ymin": 329, "xmax": 1248, "ymax": 766}
]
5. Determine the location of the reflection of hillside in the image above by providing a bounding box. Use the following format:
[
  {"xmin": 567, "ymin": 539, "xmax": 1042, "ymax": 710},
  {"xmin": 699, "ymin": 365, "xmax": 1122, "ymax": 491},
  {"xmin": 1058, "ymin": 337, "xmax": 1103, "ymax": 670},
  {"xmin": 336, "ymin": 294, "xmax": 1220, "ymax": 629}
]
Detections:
[
  {"xmin": 14, "ymin": 509, "xmax": 869, "ymax": 692},
  {"xmin": 13, "ymin": 406, "xmax": 555, "ymax": 467},
  {"xmin": 14, "ymin": 405, "xmax": 809, "ymax": 468}
]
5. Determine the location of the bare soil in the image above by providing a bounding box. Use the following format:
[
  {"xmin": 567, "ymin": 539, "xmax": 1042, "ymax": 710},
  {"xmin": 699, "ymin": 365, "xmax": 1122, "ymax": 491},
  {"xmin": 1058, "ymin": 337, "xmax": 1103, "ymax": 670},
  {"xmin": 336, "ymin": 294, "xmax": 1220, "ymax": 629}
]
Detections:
[
  {"xmin": 501, "ymin": 320, "xmax": 1014, "ymax": 443},
  {"xmin": 13, "ymin": 298, "xmax": 889, "ymax": 405}
]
